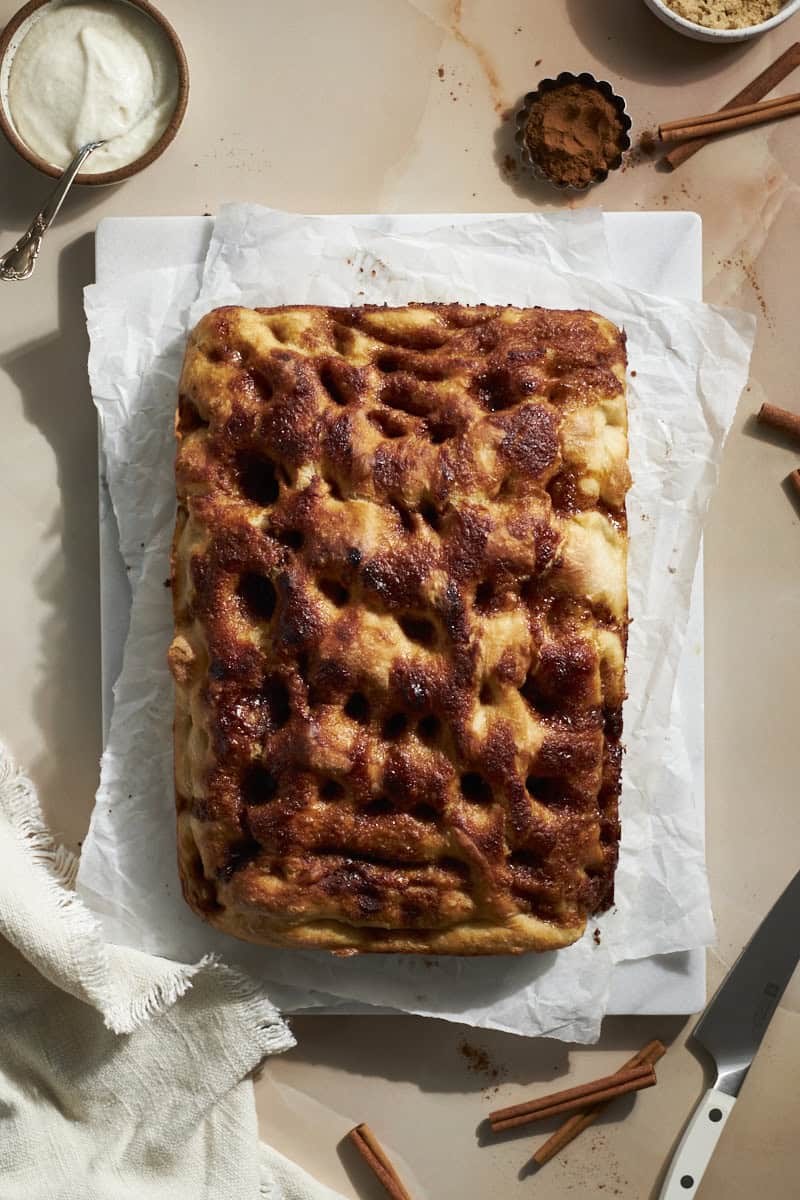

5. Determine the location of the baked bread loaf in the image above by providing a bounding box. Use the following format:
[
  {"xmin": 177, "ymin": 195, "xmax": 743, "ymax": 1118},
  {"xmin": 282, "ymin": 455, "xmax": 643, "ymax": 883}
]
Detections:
[{"xmin": 169, "ymin": 303, "xmax": 629, "ymax": 955}]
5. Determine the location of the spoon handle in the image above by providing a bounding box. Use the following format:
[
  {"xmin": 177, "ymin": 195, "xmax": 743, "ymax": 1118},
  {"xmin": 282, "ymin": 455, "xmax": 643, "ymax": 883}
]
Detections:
[{"xmin": 0, "ymin": 140, "xmax": 104, "ymax": 281}]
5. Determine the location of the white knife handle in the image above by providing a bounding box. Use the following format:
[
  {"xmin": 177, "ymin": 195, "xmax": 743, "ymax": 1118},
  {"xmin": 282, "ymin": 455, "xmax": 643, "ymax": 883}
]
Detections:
[{"xmin": 659, "ymin": 1087, "xmax": 736, "ymax": 1199}]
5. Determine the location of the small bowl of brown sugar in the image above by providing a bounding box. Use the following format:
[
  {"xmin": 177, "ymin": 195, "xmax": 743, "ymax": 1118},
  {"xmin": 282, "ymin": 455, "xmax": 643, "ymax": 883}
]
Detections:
[
  {"xmin": 515, "ymin": 72, "xmax": 632, "ymax": 191},
  {"xmin": 642, "ymin": 0, "xmax": 800, "ymax": 41}
]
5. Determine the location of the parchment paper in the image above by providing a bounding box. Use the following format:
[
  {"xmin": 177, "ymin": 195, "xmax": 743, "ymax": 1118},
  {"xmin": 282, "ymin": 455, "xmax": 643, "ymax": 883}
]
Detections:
[{"xmin": 79, "ymin": 205, "xmax": 754, "ymax": 1041}]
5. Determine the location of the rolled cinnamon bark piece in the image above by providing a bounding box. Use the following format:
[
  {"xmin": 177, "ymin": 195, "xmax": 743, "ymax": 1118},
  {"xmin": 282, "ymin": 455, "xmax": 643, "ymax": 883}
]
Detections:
[{"xmin": 758, "ymin": 402, "xmax": 800, "ymax": 444}]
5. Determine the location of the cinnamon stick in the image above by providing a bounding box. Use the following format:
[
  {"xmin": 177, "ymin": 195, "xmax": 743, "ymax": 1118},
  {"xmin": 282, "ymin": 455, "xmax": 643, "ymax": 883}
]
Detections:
[
  {"xmin": 790, "ymin": 469, "xmax": 800, "ymax": 500},
  {"xmin": 659, "ymin": 95, "xmax": 800, "ymax": 144},
  {"xmin": 531, "ymin": 1039, "xmax": 666, "ymax": 1168},
  {"xmin": 347, "ymin": 1124, "xmax": 413, "ymax": 1200},
  {"xmin": 664, "ymin": 41, "xmax": 800, "ymax": 169},
  {"xmin": 758, "ymin": 402, "xmax": 800, "ymax": 444},
  {"xmin": 660, "ymin": 89, "xmax": 800, "ymax": 133},
  {"xmin": 489, "ymin": 1063, "xmax": 656, "ymax": 1133}
]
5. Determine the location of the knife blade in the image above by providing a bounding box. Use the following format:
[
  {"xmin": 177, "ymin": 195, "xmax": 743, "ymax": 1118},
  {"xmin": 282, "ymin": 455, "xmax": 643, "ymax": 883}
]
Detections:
[{"xmin": 659, "ymin": 867, "xmax": 800, "ymax": 1198}]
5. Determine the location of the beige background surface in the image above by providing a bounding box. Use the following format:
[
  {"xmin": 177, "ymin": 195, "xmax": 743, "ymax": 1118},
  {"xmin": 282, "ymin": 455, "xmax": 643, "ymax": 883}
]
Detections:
[{"xmin": 1, "ymin": 1, "xmax": 798, "ymax": 1197}]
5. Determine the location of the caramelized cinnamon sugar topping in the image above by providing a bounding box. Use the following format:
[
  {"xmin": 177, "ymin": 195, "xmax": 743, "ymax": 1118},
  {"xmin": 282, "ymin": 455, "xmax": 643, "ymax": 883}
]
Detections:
[{"xmin": 170, "ymin": 303, "xmax": 630, "ymax": 955}]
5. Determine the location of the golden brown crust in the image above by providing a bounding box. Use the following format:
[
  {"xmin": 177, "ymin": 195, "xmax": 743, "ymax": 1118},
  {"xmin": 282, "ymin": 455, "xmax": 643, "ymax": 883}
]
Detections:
[{"xmin": 170, "ymin": 303, "xmax": 629, "ymax": 955}]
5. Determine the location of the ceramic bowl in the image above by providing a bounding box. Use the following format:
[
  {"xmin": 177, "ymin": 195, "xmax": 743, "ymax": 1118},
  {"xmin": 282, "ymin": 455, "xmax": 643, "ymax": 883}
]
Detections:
[
  {"xmin": 0, "ymin": 0, "xmax": 189, "ymax": 185},
  {"xmin": 642, "ymin": 0, "xmax": 800, "ymax": 43}
]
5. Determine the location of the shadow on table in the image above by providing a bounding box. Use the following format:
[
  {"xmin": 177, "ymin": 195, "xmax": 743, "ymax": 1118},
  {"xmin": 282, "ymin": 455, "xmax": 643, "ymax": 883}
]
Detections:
[
  {"xmin": 741, "ymin": 409, "xmax": 799, "ymax": 451},
  {"xmin": 294, "ymin": 1010, "xmax": 692, "ymax": 1196},
  {"xmin": 781, "ymin": 471, "xmax": 800, "ymax": 520},
  {"xmin": 0, "ymin": 133, "xmax": 115, "ymax": 240},
  {"xmin": 492, "ymin": 110, "xmax": 577, "ymax": 207},
  {"xmin": 285, "ymin": 1011, "xmax": 689, "ymax": 1096},
  {"xmin": 565, "ymin": 0, "xmax": 750, "ymax": 86},
  {"xmin": 741, "ymin": 413, "xmax": 800, "ymax": 518},
  {"xmin": 0, "ymin": 234, "xmax": 101, "ymax": 841},
  {"xmin": 489, "ymin": 1087, "xmax": 669, "ymax": 1184}
]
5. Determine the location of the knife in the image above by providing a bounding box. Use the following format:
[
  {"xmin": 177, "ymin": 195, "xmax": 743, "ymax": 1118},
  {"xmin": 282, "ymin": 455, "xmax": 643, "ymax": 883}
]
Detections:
[{"xmin": 659, "ymin": 867, "xmax": 800, "ymax": 1198}]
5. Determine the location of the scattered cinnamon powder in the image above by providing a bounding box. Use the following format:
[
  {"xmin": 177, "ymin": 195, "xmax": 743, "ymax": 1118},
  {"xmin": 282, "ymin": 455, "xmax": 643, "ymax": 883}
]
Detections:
[
  {"xmin": 621, "ymin": 131, "xmax": 657, "ymax": 172},
  {"xmin": 640, "ymin": 130, "xmax": 657, "ymax": 155},
  {"xmin": 666, "ymin": 0, "xmax": 784, "ymax": 28},
  {"xmin": 459, "ymin": 1040, "xmax": 496, "ymax": 1077},
  {"xmin": 522, "ymin": 82, "xmax": 626, "ymax": 188},
  {"xmin": 458, "ymin": 1040, "xmax": 508, "ymax": 1091},
  {"xmin": 460, "ymin": 1041, "xmax": 503, "ymax": 1080}
]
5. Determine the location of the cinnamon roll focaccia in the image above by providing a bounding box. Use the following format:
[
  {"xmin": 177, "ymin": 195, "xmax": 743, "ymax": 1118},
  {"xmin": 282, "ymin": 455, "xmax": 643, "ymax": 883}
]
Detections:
[{"xmin": 169, "ymin": 302, "xmax": 629, "ymax": 955}]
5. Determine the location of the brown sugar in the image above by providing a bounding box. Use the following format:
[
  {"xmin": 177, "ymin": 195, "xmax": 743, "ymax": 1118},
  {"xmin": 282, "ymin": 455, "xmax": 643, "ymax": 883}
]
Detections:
[
  {"xmin": 666, "ymin": 0, "xmax": 783, "ymax": 28},
  {"xmin": 522, "ymin": 82, "xmax": 626, "ymax": 188}
]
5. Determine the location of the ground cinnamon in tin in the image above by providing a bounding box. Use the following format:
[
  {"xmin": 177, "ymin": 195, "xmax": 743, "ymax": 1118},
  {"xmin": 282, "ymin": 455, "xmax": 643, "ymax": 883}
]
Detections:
[{"xmin": 522, "ymin": 81, "xmax": 626, "ymax": 188}]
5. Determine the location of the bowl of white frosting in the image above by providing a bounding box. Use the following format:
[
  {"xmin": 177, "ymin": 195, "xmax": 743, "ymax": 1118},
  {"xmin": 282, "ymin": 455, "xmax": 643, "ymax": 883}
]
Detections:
[{"xmin": 0, "ymin": 0, "xmax": 188, "ymax": 184}]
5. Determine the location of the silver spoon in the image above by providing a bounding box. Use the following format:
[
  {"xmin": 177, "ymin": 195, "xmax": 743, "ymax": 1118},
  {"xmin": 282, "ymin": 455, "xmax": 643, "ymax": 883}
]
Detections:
[{"xmin": 0, "ymin": 140, "xmax": 105, "ymax": 281}]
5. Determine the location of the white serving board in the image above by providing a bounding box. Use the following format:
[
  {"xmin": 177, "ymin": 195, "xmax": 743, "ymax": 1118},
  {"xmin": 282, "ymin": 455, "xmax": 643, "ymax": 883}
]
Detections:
[{"xmin": 96, "ymin": 212, "xmax": 706, "ymax": 1017}]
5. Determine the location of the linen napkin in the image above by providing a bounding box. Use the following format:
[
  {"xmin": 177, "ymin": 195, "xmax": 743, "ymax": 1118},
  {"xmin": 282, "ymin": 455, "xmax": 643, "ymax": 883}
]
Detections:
[{"xmin": 0, "ymin": 744, "xmax": 343, "ymax": 1200}]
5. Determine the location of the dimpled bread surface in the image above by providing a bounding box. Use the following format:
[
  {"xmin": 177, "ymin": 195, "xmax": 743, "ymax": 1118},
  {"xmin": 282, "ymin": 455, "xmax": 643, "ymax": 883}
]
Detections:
[{"xmin": 169, "ymin": 302, "xmax": 630, "ymax": 955}]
